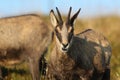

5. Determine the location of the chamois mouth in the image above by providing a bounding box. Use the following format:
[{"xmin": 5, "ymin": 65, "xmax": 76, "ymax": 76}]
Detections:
[
  {"xmin": 61, "ymin": 47, "xmax": 68, "ymax": 52},
  {"xmin": 61, "ymin": 43, "xmax": 69, "ymax": 52},
  {"xmin": 62, "ymin": 48, "xmax": 67, "ymax": 51}
]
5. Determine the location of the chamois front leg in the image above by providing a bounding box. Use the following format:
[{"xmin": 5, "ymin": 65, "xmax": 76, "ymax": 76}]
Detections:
[{"xmin": 28, "ymin": 58, "xmax": 40, "ymax": 80}]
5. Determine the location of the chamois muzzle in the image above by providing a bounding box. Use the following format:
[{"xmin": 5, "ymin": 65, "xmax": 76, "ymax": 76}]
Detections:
[{"xmin": 62, "ymin": 43, "xmax": 69, "ymax": 52}]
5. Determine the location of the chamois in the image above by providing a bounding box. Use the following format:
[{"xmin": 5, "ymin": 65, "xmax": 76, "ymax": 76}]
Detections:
[
  {"xmin": 0, "ymin": 14, "xmax": 51, "ymax": 80},
  {"xmin": 46, "ymin": 7, "xmax": 112, "ymax": 80}
]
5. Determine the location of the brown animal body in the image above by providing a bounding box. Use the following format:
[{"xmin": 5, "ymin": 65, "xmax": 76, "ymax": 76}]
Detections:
[
  {"xmin": 0, "ymin": 14, "xmax": 51, "ymax": 80},
  {"xmin": 46, "ymin": 7, "xmax": 112, "ymax": 80}
]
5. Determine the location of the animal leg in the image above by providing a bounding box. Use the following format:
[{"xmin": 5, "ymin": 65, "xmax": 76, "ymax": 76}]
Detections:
[
  {"xmin": 102, "ymin": 68, "xmax": 110, "ymax": 80},
  {"xmin": 28, "ymin": 58, "xmax": 40, "ymax": 80},
  {"xmin": 91, "ymin": 69, "xmax": 103, "ymax": 80}
]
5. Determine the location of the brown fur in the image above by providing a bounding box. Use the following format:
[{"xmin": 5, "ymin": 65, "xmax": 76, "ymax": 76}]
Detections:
[
  {"xmin": 0, "ymin": 14, "xmax": 52, "ymax": 80},
  {"xmin": 46, "ymin": 29, "xmax": 111, "ymax": 80}
]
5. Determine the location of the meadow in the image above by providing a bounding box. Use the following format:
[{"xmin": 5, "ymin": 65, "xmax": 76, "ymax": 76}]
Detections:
[{"xmin": 1, "ymin": 15, "xmax": 120, "ymax": 80}]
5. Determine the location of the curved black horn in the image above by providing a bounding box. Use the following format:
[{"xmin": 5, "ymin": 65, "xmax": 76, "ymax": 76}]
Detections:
[
  {"xmin": 56, "ymin": 7, "xmax": 63, "ymax": 24},
  {"xmin": 70, "ymin": 8, "xmax": 81, "ymax": 24},
  {"xmin": 67, "ymin": 7, "xmax": 72, "ymax": 23}
]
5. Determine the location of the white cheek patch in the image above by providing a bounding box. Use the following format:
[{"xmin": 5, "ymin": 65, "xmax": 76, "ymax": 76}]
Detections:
[
  {"xmin": 68, "ymin": 27, "xmax": 72, "ymax": 33},
  {"xmin": 56, "ymin": 27, "xmax": 61, "ymax": 33}
]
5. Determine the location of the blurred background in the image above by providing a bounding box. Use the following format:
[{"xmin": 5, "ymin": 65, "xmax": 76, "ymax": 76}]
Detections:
[
  {"xmin": 0, "ymin": 0, "xmax": 120, "ymax": 80},
  {"xmin": 0, "ymin": 0, "xmax": 120, "ymax": 18}
]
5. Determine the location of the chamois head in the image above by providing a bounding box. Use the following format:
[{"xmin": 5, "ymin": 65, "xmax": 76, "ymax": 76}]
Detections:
[{"xmin": 50, "ymin": 7, "xmax": 81, "ymax": 52}]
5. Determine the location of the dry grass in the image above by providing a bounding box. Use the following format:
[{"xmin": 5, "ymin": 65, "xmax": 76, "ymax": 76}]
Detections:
[{"xmin": 2, "ymin": 15, "xmax": 120, "ymax": 80}]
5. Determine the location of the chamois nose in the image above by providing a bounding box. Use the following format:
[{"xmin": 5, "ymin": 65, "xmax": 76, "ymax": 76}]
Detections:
[{"xmin": 62, "ymin": 43, "xmax": 68, "ymax": 48}]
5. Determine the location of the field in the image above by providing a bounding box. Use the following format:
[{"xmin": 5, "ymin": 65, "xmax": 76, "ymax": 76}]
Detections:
[{"xmin": 1, "ymin": 15, "xmax": 120, "ymax": 80}]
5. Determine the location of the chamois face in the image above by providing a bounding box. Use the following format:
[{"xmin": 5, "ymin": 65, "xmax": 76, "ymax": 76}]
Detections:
[
  {"xmin": 54, "ymin": 22, "xmax": 74, "ymax": 52},
  {"xmin": 50, "ymin": 7, "xmax": 80, "ymax": 52}
]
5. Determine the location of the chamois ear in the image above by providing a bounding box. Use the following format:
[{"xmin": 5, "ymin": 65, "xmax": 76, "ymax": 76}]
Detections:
[
  {"xmin": 50, "ymin": 10, "xmax": 58, "ymax": 27},
  {"xmin": 70, "ymin": 8, "xmax": 81, "ymax": 25}
]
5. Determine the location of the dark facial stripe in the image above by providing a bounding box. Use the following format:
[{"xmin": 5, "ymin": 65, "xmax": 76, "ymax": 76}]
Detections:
[
  {"xmin": 55, "ymin": 28, "xmax": 62, "ymax": 43},
  {"xmin": 68, "ymin": 28, "xmax": 74, "ymax": 43}
]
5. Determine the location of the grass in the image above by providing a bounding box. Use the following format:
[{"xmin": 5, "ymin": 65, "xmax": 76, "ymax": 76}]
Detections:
[{"xmin": 1, "ymin": 15, "xmax": 120, "ymax": 80}]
